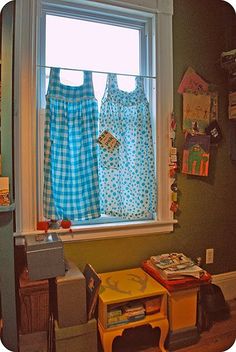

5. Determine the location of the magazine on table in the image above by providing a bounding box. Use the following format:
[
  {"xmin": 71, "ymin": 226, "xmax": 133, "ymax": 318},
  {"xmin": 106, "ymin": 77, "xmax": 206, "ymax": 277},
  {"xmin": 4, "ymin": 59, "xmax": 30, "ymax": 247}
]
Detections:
[
  {"xmin": 150, "ymin": 253, "xmax": 205, "ymax": 280},
  {"xmin": 150, "ymin": 253, "xmax": 193, "ymax": 269}
]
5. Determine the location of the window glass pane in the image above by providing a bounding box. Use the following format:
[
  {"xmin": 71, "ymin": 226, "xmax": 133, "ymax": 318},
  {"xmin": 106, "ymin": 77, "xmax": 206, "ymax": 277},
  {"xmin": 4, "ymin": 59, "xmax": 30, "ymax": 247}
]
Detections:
[
  {"xmin": 45, "ymin": 14, "xmax": 140, "ymax": 104},
  {"xmin": 46, "ymin": 15, "xmax": 140, "ymax": 75}
]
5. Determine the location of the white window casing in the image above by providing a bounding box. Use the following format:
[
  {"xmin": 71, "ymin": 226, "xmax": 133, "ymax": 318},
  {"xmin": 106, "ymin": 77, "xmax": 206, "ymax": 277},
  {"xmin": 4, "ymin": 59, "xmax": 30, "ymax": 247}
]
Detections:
[{"xmin": 14, "ymin": 0, "xmax": 175, "ymax": 241}]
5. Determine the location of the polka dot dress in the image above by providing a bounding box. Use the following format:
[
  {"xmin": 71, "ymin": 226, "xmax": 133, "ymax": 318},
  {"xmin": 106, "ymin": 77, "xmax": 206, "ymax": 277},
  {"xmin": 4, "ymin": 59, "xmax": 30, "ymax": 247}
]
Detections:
[{"xmin": 98, "ymin": 73, "xmax": 156, "ymax": 219}]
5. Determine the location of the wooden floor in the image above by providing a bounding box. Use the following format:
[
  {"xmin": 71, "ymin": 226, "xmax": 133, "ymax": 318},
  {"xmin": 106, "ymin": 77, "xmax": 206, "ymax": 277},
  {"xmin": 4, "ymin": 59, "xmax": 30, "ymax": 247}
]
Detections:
[
  {"xmin": 176, "ymin": 299, "xmax": 236, "ymax": 352},
  {"xmin": 99, "ymin": 299, "xmax": 236, "ymax": 352},
  {"xmin": 2, "ymin": 300, "xmax": 236, "ymax": 352},
  {"xmin": 170, "ymin": 300, "xmax": 236, "ymax": 352}
]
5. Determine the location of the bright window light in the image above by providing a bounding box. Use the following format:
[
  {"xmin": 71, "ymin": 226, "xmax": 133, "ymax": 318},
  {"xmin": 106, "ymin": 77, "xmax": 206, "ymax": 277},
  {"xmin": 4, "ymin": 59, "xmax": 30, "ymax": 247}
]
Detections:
[{"xmin": 45, "ymin": 15, "xmax": 140, "ymax": 97}]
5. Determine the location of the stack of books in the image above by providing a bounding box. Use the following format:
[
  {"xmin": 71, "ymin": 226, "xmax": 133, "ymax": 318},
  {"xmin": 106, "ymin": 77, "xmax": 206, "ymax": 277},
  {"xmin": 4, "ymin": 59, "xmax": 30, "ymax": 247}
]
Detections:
[
  {"xmin": 107, "ymin": 308, "xmax": 128, "ymax": 327},
  {"xmin": 123, "ymin": 303, "xmax": 145, "ymax": 321},
  {"xmin": 107, "ymin": 302, "xmax": 145, "ymax": 328},
  {"xmin": 144, "ymin": 297, "xmax": 161, "ymax": 315},
  {"xmin": 149, "ymin": 253, "xmax": 204, "ymax": 281}
]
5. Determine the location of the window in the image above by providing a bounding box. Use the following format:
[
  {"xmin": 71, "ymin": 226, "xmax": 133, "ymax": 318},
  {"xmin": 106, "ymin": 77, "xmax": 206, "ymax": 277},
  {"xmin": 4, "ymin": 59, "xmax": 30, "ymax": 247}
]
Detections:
[
  {"xmin": 39, "ymin": 4, "xmax": 156, "ymax": 226},
  {"xmin": 14, "ymin": 0, "xmax": 175, "ymax": 240}
]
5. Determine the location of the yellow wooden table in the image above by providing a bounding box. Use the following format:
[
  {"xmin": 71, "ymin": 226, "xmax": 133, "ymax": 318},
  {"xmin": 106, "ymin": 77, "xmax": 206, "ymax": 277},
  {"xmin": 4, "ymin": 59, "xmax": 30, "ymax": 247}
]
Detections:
[
  {"xmin": 167, "ymin": 287, "xmax": 200, "ymax": 350},
  {"xmin": 98, "ymin": 268, "xmax": 169, "ymax": 352},
  {"xmin": 168, "ymin": 287, "xmax": 199, "ymax": 331}
]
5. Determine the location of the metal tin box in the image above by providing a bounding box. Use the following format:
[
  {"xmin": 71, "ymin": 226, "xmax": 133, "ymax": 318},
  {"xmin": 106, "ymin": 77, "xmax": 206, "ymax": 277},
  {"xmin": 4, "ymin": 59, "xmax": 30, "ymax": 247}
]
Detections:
[
  {"xmin": 25, "ymin": 233, "xmax": 65, "ymax": 280},
  {"xmin": 54, "ymin": 260, "xmax": 87, "ymax": 327}
]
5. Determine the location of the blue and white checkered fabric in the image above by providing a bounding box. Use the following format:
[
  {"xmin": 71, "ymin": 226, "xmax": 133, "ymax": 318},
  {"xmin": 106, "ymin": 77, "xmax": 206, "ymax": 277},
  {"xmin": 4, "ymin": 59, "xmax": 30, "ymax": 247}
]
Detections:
[{"xmin": 43, "ymin": 68, "xmax": 100, "ymax": 220}]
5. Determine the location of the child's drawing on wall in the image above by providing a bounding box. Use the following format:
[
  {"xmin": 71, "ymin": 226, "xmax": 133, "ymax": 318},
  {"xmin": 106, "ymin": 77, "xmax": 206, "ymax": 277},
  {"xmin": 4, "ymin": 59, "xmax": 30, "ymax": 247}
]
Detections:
[
  {"xmin": 183, "ymin": 93, "xmax": 211, "ymax": 133},
  {"xmin": 182, "ymin": 134, "xmax": 210, "ymax": 176}
]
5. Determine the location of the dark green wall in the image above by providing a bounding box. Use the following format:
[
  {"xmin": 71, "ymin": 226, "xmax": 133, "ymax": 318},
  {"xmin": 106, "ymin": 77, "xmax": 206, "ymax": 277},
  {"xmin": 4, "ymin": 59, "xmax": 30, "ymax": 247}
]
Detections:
[
  {"xmin": 173, "ymin": 0, "xmax": 236, "ymax": 274},
  {"xmin": 64, "ymin": 0, "xmax": 236, "ymax": 275}
]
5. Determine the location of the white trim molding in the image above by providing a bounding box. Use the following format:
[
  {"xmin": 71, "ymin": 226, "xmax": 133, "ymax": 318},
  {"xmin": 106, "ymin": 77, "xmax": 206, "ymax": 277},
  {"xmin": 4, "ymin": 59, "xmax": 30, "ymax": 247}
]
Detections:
[
  {"xmin": 16, "ymin": 219, "xmax": 178, "ymax": 243},
  {"xmin": 14, "ymin": 0, "xmax": 38, "ymax": 232},
  {"xmin": 212, "ymin": 271, "xmax": 236, "ymax": 301},
  {"xmin": 54, "ymin": 0, "xmax": 173, "ymax": 14},
  {"xmin": 157, "ymin": 0, "xmax": 173, "ymax": 14}
]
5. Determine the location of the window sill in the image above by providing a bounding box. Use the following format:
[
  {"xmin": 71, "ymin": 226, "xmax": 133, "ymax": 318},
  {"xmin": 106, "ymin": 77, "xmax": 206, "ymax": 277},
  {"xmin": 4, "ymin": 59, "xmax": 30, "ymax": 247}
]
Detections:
[{"xmin": 15, "ymin": 219, "xmax": 177, "ymax": 242}]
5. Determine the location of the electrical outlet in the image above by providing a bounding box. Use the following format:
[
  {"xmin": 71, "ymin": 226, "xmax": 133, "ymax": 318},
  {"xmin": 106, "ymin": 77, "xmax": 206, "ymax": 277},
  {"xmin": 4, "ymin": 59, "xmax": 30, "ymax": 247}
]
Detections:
[{"xmin": 206, "ymin": 248, "xmax": 214, "ymax": 264}]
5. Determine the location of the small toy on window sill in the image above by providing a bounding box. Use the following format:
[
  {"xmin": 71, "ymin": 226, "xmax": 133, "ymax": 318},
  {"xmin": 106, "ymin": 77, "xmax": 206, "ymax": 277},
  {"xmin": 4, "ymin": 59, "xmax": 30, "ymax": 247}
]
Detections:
[
  {"xmin": 37, "ymin": 221, "xmax": 49, "ymax": 232},
  {"xmin": 61, "ymin": 219, "xmax": 72, "ymax": 229},
  {"xmin": 49, "ymin": 219, "xmax": 60, "ymax": 229}
]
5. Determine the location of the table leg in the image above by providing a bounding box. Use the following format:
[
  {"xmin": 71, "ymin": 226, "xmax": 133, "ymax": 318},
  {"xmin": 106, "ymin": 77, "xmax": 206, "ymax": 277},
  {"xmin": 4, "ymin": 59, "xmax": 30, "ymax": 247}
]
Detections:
[
  {"xmin": 150, "ymin": 318, "xmax": 169, "ymax": 352},
  {"xmin": 99, "ymin": 327, "xmax": 124, "ymax": 352},
  {"xmin": 158, "ymin": 319, "xmax": 169, "ymax": 352}
]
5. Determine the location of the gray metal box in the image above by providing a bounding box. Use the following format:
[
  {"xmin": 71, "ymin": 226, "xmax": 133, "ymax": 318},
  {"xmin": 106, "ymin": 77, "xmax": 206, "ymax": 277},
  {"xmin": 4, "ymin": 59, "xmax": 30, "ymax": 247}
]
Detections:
[
  {"xmin": 25, "ymin": 233, "xmax": 65, "ymax": 281},
  {"xmin": 55, "ymin": 260, "xmax": 87, "ymax": 327}
]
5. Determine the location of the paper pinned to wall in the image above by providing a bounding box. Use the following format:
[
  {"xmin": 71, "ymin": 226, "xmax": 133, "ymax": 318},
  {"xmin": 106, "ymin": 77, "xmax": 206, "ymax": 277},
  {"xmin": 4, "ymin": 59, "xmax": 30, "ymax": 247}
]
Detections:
[
  {"xmin": 183, "ymin": 92, "xmax": 211, "ymax": 133},
  {"xmin": 178, "ymin": 66, "xmax": 209, "ymax": 94}
]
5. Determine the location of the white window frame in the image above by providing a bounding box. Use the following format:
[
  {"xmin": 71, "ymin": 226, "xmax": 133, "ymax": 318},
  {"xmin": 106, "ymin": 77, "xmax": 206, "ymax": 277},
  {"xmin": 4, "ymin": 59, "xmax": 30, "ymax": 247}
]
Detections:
[
  {"xmin": 38, "ymin": 2, "xmax": 154, "ymax": 224},
  {"xmin": 14, "ymin": 0, "xmax": 175, "ymax": 241}
]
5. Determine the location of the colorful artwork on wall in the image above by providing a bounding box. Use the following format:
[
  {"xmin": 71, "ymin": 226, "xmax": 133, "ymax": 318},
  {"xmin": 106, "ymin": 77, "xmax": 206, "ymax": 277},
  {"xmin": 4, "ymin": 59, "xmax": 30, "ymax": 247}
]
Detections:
[
  {"xmin": 182, "ymin": 134, "xmax": 211, "ymax": 176},
  {"xmin": 183, "ymin": 93, "xmax": 211, "ymax": 134}
]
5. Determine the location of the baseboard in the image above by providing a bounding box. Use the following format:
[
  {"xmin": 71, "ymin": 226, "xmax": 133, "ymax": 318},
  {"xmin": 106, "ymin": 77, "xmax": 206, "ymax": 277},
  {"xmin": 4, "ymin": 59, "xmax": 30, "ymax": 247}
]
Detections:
[{"xmin": 212, "ymin": 271, "xmax": 236, "ymax": 301}]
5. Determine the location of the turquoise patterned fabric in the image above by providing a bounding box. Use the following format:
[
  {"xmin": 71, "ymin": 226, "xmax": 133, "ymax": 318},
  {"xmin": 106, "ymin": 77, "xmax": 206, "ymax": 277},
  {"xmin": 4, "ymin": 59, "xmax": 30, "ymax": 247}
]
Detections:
[
  {"xmin": 98, "ymin": 73, "xmax": 156, "ymax": 219},
  {"xmin": 43, "ymin": 68, "xmax": 100, "ymax": 220}
]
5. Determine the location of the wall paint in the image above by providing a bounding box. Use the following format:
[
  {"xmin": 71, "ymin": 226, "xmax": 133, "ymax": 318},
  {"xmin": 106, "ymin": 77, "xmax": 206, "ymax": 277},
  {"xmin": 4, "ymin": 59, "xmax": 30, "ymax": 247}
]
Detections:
[{"xmin": 64, "ymin": 0, "xmax": 236, "ymax": 275}]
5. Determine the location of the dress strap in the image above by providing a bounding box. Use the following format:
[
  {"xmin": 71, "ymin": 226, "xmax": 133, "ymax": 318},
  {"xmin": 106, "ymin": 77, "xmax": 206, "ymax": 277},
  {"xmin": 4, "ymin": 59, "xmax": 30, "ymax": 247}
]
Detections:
[
  {"xmin": 48, "ymin": 67, "xmax": 93, "ymax": 88},
  {"xmin": 47, "ymin": 67, "xmax": 60, "ymax": 94},
  {"xmin": 101, "ymin": 73, "xmax": 118, "ymax": 101},
  {"xmin": 50, "ymin": 67, "xmax": 60, "ymax": 83},
  {"xmin": 107, "ymin": 73, "xmax": 119, "ymax": 90},
  {"xmin": 83, "ymin": 70, "xmax": 95, "ymax": 95},
  {"xmin": 47, "ymin": 68, "xmax": 95, "ymax": 99},
  {"xmin": 135, "ymin": 75, "xmax": 145, "ymax": 91}
]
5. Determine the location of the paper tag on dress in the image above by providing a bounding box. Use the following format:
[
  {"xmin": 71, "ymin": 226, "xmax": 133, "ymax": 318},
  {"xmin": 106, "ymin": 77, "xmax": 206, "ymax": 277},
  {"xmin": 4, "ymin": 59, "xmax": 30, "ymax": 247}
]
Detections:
[{"xmin": 97, "ymin": 130, "xmax": 120, "ymax": 151}]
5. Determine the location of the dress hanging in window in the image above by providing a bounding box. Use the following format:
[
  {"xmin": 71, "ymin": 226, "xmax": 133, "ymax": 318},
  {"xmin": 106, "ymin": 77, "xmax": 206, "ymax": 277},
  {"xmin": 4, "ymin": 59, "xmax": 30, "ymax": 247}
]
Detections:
[
  {"xmin": 98, "ymin": 73, "xmax": 156, "ymax": 219},
  {"xmin": 43, "ymin": 68, "xmax": 100, "ymax": 220}
]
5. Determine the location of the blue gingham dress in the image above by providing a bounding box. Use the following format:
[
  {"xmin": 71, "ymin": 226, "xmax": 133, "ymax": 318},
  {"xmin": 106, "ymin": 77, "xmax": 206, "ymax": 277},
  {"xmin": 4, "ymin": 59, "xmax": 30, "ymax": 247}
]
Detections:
[
  {"xmin": 43, "ymin": 68, "xmax": 100, "ymax": 220},
  {"xmin": 99, "ymin": 73, "xmax": 156, "ymax": 219}
]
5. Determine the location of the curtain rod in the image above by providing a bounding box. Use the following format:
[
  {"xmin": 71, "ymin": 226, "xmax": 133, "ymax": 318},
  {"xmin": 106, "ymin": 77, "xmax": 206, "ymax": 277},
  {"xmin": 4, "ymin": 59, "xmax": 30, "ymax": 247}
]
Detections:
[{"xmin": 37, "ymin": 65, "xmax": 156, "ymax": 79}]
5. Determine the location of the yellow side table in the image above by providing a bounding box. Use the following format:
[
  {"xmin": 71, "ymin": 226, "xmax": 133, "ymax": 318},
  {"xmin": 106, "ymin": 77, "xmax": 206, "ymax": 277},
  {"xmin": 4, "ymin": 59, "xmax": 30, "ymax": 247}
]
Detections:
[
  {"xmin": 168, "ymin": 287, "xmax": 199, "ymax": 331},
  {"xmin": 167, "ymin": 287, "xmax": 200, "ymax": 350},
  {"xmin": 98, "ymin": 268, "xmax": 169, "ymax": 352}
]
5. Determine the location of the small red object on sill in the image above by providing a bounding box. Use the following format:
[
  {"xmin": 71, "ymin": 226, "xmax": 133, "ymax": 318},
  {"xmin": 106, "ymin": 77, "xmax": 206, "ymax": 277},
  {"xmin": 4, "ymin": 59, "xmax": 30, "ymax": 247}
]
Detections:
[
  {"xmin": 37, "ymin": 221, "xmax": 49, "ymax": 232},
  {"xmin": 61, "ymin": 219, "xmax": 71, "ymax": 229}
]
